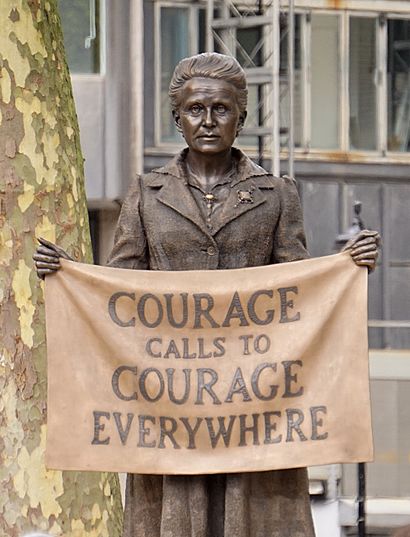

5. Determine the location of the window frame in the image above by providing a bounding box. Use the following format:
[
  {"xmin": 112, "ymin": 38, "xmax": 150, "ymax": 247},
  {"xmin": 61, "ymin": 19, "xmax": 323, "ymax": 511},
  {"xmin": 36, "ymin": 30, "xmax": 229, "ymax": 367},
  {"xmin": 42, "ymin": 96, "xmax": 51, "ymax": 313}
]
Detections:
[
  {"xmin": 385, "ymin": 13, "xmax": 410, "ymax": 156},
  {"xmin": 100, "ymin": 0, "xmax": 107, "ymax": 76},
  {"xmin": 154, "ymin": 0, "xmax": 206, "ymax": 149},
  {"xmin": 60, "ymin": 0, "xmax": 107, "ymax": 76},
  {"xmin": 304, "ymin": 9, "xmax": 344, "ymax": 152},
  {"xmin": 151, "ymin": 0, "xmax": 410, "ymax": 162},
  {"xmin": 346, "ymin": 11, "xmax": 380, "ymax": 154}
]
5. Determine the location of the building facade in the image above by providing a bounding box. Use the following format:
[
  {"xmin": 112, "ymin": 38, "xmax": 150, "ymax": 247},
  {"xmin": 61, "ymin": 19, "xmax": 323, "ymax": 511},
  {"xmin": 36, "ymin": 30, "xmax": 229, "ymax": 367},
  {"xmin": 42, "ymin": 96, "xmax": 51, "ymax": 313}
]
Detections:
[{"xmin": 60, "ymin": 1, "xmax": 410, "ymax": 534}]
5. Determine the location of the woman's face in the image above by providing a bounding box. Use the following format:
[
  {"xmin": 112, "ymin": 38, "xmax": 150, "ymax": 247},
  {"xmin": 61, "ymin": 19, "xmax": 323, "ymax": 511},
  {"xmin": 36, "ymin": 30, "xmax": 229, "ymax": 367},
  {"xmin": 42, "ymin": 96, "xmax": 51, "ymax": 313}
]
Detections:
[{"xmin": 173, "ymin": 77, "xmax": 246, "ymax": 156}]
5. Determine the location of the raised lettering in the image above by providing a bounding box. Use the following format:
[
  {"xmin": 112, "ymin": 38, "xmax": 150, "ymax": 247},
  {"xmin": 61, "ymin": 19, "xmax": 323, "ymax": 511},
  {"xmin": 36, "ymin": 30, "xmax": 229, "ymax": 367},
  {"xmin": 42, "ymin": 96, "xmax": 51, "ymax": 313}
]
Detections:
[
  {"xmin": 213, "ymin": 337, "xmax": 226, "ymax": 357},
  {"xmin": 146, "ymin": 338, "xmax": 162, "ymax": 358},
  {"xmin": 239, "ymin": 334, "xmax": 253, "ymax": 355},
  {"xmin": 183, "ymin": 338, "xmax": 197, "ymax": 359},
  {"xmin": 254, "ymin": 334, "xmax": 271, "ymax": 354},
  {"xmin": 137, "ymin": 293, "xmax": 163, "ymax": 328},
  {"xmin": 112, "ymin": 366, "xmax": 137, "ymax": 401},
  {"xmin": 195, "ymin": 368, "xmax": 221, "ymax": 405},
  {"xmin": 139, "ymin": 368, "xmax": 165, "ymax": 402},
  {"xmin": 91, "ymin": 411, "xmax": 110, "ymax": 445},
  {"xmin": 282, "ymin": 360, "xmax": 304, "ymax": 398},
  {"xmin": 263, "ymin": 411, "xmax": 282, "ymax": 444},
  {"xmin": 286, "ymin": 408, "xmax": 308, "ymax": 442},
  {"xmin": 113, "ymin": 412, "xmax": 134, "ymax": 445},
  {"xmin": 193, "ymin": 294, "xmax": 220, "ymax": 329},
  {"xmin": 247, "ymin": 290, "xmax": 274, "ymax": 325},
  {"xmin": 163, "ymin": 339, "xmax": 181, "ymax": 359},
  {"xmin": 238, "ymin": 413, "xmax": 260, "ymax": 446},
  {"xmin": 164, "ymin": 293, "xmax": 188, "ymax": 328},
  {"xmin": 198, "ymin": 338, "xmax": 212, "ymax": 359},
  {"xmin": 310, "ymin": 406, "xmax": 328, "ymax": 440},
  {"xmin": 222, "ymin": 291, "xmax": 249, "ymax": 327},
  {"xmin": 205, "ymin": 416, "xmax": 236, "ymax": 448},
  {"xmin": 179, "ymin": 417, "xmax": 203, "ymax": 449},
  {"xmin": 166, "ymin": 368, "xmax": 191, "ymax": 404},
  {"xmin": 278, "ymin": 287, "xmax": 300, "ymax": 323},
  {"xmin": 108, "ymin": 292, "xmax": 135, "ymax": 327},
  {"xmin": 158, "ymin": 416, "xmax": 180, "ymax": 449},
  {"xmin": 225, "ymin": 367, "xmax": 252, "ymax": 402},
  {"xmin": 251, "ymin": 363, "xmax": 278, "ymax": 400},
  {"xmin": 137, "ymin": 415, "xmax": 156, "ymax": 448}
]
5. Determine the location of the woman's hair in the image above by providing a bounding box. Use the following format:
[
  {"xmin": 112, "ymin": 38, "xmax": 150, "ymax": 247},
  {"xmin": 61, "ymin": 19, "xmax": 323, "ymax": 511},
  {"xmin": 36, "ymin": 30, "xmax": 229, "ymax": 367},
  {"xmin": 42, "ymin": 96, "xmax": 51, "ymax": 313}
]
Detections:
[{"xmin": 169, "ymin": 52, "xmax": 248, "ymax": 113}]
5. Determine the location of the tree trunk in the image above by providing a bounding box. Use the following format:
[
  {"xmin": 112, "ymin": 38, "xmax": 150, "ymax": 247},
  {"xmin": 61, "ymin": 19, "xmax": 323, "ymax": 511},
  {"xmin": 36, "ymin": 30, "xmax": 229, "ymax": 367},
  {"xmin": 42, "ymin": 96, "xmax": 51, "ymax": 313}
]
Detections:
[{"xmin": 0, "ymin": 1, "xmax": 123, "ymax": 535}]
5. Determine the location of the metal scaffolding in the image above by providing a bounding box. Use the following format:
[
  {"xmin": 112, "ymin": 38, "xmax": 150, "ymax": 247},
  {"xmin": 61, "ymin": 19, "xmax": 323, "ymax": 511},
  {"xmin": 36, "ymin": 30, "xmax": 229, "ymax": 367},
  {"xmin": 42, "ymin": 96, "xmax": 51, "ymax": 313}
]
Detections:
[{"xmin": 205, "ymin": 0, "xmax": 295, "ymax": 178}]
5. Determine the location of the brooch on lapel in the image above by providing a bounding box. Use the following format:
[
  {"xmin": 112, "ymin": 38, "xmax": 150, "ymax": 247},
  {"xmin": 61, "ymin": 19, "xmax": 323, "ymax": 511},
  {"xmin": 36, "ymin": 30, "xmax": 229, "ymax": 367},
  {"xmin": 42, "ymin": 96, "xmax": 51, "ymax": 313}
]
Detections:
[{"xmin": 234, "ymin": 187, "xmax": 255, "ymax": 208}]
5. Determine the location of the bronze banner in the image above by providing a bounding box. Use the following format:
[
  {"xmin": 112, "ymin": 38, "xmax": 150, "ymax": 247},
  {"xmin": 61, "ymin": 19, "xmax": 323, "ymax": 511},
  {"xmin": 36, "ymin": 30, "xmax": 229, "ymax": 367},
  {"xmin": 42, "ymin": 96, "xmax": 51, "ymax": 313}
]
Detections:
[{"xmin": 45, "ymin": 253, "xmax": 373, "ymax": 474}]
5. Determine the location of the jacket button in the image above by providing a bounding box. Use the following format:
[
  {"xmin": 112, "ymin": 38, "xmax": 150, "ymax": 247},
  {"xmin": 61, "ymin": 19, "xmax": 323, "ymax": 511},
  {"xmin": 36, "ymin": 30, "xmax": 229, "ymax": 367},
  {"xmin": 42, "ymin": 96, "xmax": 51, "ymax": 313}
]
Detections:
[{"xmin": 207, "ymin": 246, "xmax": 217, "ymax": 256}]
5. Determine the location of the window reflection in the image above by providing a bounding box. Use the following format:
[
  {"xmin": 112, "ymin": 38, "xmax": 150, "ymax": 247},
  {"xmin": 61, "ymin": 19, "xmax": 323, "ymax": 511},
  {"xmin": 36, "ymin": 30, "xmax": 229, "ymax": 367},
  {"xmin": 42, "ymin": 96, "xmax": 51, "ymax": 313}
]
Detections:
[
  {"xmin": 160, "ymin": 7, "xmax": 191, "ymax": 143},
  {"xmin": 236, "ymin": 25, "xmax": 263, "ymax": 148},
  {"xmin": 387, "ymin": 19, "xmax": 410, "ymax": 152},
  {"xmin": 349, "ymin": 17, "xmax": 377, "ymax": 150},
  {"xmin": 280, "ymin": 14, "xmax": 303, "ymax": 148},
  {"xmin": 311, "ymin": 14, "xmax": 340, "ymax": 149},
  {"xmin": 58, "ymin": 0, "xmax": 100, "ymax": 74}
]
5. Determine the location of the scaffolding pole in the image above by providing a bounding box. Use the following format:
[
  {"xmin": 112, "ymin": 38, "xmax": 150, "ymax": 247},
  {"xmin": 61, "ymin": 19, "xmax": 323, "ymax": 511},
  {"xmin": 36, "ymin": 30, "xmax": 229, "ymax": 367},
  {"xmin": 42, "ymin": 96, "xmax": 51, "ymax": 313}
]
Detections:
[
  {"xmin": 287, "ymin": 0, "xmax": 295, "ymax": 178},
  {"xmin": 272, "ymin": 0, "xmax": 280, "ymax": 176}
]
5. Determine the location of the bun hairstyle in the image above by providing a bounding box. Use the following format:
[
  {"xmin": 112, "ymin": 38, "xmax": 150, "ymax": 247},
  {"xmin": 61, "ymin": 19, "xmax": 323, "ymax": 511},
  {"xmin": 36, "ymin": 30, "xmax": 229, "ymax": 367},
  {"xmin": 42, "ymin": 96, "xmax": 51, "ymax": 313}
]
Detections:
[{"xmin": 169, "ymin": 52, "xmax": 248, "ymax": 113}]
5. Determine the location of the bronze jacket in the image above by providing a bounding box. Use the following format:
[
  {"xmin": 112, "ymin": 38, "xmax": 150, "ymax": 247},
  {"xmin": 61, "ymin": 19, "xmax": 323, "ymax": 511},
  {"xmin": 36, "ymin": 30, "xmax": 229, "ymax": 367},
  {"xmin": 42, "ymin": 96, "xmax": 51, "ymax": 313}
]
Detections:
[
  {"xmin": 107, "ymin": 148, "xmax": 308, "ymax": 270},
  {"xmin": 107, "ymin": 149, "xmax": 315, "ymax": 537}
]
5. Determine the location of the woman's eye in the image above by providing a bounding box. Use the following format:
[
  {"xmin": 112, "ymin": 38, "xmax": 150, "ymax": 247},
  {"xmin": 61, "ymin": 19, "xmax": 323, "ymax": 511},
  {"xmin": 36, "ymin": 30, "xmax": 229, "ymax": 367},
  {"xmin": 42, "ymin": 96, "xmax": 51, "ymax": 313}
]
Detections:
[
  {"xmin": 215, "ymin": 105, "xmax": 227, "ymax": 113},
  {"xmin": 190, "ymin": 105, "xmax": 202, "ymax": 114}
]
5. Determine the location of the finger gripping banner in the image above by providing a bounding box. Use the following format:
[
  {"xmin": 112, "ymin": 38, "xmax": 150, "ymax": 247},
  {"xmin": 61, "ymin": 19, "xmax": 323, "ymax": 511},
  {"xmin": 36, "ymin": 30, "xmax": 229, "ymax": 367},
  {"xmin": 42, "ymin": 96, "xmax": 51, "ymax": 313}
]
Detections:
[{"xmin": 45, "ymin": 253, "xmax": 373, "ymax": 474}]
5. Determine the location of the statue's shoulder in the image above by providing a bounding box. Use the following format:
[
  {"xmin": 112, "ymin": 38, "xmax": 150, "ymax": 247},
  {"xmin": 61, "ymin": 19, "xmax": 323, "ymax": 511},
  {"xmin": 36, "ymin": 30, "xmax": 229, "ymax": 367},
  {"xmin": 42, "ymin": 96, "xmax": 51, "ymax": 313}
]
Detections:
[
  {"xmin": 247, "ymin": 169, "xmax": 288, "ymax": 189},
  {"xmin": 250, "ymin": 174, "xmax": 300, "ymax": 204},
  {"xmin": 258, "ymin": 173, "xmax": 298, "ymax": 187},
  {"xmin": 140, "ymin": 170, "xmax": 166, "ymax": 188},
  {"xmin": 122, "ymin": 170, "xmax": 165, "ymax": 203},
  {"xmin": 234, "ymin": 148, "xmax": 291, "ymax": 189},
  {"xmin": 140, "ymin": 154, "xmax": 183, "ymax": 188}
]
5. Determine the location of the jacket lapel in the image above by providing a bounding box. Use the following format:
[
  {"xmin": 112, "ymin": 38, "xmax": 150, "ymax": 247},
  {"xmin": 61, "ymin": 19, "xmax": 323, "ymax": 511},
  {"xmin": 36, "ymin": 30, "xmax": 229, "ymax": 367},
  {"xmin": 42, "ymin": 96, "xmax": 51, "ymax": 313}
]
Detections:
[
  {"xmin": 146, "ymin": 152, "xmax": 210, "ymax": 236},
  {"xmin": 211, "ymin": 152, "xmax": 275, "ymax": 235},
  {"xmin": 211, "ymin": 181, "xmax": 270, "ymax": 235},
  {"xmin": 156, "ymin": 177, "xmax": 210, "ymax": 236},
  {"xmin": 147, "ymin": 149, "xmax": 274, "ymax": 238}
]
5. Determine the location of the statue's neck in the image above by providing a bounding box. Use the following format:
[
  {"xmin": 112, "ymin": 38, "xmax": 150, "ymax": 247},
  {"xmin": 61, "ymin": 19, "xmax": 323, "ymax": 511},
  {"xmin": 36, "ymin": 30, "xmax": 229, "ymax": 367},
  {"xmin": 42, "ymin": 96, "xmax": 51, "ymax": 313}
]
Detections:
[{"xmin": 185, "ymin": 149, "xmax": 233, "ymax": 190}]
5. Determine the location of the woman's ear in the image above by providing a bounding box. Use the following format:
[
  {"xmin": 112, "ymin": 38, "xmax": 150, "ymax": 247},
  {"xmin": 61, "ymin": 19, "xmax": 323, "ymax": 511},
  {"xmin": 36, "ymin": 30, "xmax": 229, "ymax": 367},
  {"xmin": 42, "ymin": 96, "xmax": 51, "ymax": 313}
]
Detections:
[
  {"xmin": 236, "ymin": 111, "xmax": 247, "ymax": 136},
  {"xmin": 172, "ymin": 110, "xmax": 183, "ymax": 134}
]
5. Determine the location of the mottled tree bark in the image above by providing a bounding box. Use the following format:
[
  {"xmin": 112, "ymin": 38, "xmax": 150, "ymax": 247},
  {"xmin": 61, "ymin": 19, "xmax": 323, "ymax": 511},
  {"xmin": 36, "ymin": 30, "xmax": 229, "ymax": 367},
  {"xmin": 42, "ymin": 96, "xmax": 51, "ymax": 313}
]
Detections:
[{"xmin": 0, "ymin": 1, "xmax": 123, "ymax": 535}]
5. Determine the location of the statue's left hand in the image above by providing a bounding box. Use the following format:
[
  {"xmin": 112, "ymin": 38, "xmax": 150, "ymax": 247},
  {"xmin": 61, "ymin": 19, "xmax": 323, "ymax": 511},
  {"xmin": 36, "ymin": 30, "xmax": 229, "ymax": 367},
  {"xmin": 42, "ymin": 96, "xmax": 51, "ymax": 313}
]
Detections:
[
  {"xmin": 33, "ymin": 237, "xmax": 74, "ymax": 279},
  {"xmin": 342, "ymin": 229, "xmax": 381, "ymax": 273}
]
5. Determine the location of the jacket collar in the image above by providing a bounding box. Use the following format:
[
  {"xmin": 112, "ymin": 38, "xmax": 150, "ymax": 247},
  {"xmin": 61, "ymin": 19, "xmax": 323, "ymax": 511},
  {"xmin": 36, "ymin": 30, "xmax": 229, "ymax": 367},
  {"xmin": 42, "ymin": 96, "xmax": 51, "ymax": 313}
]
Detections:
[{"xmin": 146, "ymin": 147, "xmax": 271, "ymax": 187}]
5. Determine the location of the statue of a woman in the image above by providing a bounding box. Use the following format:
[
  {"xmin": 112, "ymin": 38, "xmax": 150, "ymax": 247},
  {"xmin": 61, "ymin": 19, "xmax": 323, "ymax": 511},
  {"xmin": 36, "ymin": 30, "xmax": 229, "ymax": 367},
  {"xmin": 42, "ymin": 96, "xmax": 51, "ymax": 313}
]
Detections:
[{"xmin": 34, "ymin": 53, "xmax": 380, "ymax": 537}]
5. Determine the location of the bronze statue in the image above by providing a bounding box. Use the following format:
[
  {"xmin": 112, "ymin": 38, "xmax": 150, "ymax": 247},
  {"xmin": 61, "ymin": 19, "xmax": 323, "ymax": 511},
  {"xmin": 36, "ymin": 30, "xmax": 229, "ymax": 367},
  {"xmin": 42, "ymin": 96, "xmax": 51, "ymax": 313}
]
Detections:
[{"xmin": 34, "ymin": 53, "xmax": 380, "ymax": 537}]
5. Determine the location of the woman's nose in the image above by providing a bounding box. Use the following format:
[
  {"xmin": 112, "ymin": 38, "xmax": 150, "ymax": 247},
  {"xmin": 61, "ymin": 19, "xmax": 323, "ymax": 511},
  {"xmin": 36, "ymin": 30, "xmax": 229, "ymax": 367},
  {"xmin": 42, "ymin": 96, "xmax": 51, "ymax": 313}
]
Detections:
[{"xmin": 203, "ymin": 108, "xmax": 215, "ymax": 127}]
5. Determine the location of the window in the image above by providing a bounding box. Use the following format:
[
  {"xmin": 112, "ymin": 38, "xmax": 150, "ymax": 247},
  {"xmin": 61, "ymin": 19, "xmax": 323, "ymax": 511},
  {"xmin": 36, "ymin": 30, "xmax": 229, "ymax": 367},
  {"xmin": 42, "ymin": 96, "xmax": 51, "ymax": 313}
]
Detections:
[
  {"xmin": 310, "ymin": 14, "xmax": 340, "ymax": 149},
  {"xmin": 298, "ymin": 11, "xmax": 410, "ymax": 154},
  {"xmin": 155, "ymin": 5, "xmax": 410, "ymax": 156},
  {"xmin": 58, "ymin": 0, "xmax": 101, "ymax": 73},
  {"xmin": 235, "ymin": 25, "xmax": 264, "ymax": 148},
  {"xmin": 387, "ymin": 18, "xmax": 410, "ymax": 152},
  {"xmin": 158, "ymin": 5, "xmax": 206, "ymax": 143},
  {"xmin": 280, "ymin": 14, "xmax": 303, "ymax": 148},
  {"xmin": 349, "ymin": 16, "xmax": 378, "ymax": 150}
]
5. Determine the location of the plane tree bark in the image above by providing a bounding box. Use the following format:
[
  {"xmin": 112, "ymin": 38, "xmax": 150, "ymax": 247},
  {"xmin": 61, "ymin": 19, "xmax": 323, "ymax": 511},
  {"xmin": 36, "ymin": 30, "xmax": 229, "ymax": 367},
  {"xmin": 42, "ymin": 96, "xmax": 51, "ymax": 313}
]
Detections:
[{"xmin": 0, "ymin": 1, "xmax": 123, "ymax": 534}]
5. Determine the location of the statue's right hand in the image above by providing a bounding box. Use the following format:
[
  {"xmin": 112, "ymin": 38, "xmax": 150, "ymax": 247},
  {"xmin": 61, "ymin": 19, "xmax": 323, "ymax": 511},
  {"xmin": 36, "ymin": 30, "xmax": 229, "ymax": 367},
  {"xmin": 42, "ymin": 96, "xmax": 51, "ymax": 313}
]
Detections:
[{"xmin": 33, "ymin": 237, "xmax": 74, "ymax": 279}]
